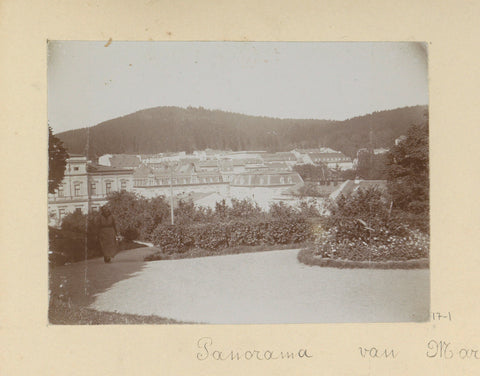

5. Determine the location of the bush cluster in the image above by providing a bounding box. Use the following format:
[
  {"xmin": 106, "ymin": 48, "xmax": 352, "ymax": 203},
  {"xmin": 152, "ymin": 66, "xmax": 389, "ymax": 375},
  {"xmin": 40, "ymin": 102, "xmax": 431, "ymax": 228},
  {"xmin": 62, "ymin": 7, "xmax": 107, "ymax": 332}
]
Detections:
[
  {"xmin": 105, "ymin": 191, "xmax": 320, "ymax": 243},
  {"xmin": 150, "ymin": 219, "xmax": 312, "ymax": 254}
]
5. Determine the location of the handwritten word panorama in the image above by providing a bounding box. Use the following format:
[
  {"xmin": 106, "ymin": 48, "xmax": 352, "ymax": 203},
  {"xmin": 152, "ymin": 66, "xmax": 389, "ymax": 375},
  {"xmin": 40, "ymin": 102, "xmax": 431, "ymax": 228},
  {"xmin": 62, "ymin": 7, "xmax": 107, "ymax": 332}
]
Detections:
[{"xmin": 196, "ymin": 337, "xmax": 313, "ymax": 361}]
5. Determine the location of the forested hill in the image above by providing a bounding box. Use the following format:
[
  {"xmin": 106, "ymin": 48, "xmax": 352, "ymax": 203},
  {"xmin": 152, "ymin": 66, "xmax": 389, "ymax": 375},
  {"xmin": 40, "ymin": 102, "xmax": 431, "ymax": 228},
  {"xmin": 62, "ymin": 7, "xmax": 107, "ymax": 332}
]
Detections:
[{"xmin": 56, "ymin": 105, "xmax": 427, "ymax": 158}]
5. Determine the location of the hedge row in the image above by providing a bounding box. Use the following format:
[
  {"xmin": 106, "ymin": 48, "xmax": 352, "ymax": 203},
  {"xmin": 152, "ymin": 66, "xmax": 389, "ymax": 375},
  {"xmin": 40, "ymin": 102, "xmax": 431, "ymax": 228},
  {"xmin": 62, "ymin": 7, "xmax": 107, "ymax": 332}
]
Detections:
[{"xmin": 150, "ymin": 219, "xmax": 312, "ymax": 254}]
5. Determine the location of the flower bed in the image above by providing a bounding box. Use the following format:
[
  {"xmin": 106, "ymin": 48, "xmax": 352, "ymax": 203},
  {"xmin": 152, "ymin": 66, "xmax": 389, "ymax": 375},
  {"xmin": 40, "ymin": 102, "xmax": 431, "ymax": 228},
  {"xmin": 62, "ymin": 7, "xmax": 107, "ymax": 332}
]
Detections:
[
  {"xmin": 298, "ymin": 247, "xmax": 429, "ymax": 269},
  {"xmin": 314, "ymin": 227, "xmax": 429, "ymax": 262}
]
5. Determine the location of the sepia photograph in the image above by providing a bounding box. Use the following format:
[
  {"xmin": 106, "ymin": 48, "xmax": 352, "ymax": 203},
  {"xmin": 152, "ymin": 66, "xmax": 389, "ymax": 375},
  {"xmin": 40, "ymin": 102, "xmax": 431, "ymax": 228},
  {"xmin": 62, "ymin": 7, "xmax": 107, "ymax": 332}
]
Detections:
[{"xmin": 47, "ymin": 41, "xmax": 429, "ymax": 324}]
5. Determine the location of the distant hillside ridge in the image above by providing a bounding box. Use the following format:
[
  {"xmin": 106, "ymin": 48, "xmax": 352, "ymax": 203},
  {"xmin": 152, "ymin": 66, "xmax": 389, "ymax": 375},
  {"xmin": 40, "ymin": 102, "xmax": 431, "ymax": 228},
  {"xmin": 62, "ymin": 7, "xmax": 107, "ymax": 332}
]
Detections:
[{"xmin": 56, "ymin": 105, "xmax": 428, "ymax": 158}]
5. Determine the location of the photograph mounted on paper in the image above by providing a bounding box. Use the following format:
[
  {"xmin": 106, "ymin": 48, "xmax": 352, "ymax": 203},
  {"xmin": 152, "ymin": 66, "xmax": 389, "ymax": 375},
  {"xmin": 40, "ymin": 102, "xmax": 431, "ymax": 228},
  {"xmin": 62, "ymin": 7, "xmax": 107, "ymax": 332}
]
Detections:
[{"xmin": 47, "ymin": 41, "xmax": 429, "ymax": 324}]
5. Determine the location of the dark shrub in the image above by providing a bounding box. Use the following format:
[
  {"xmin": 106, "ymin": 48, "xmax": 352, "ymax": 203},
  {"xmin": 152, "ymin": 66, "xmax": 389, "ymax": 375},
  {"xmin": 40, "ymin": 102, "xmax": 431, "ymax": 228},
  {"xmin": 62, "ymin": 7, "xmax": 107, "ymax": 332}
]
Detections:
[
  {"xmin": 226, "ymin": 198, "xmax": 264, "ymax": 220},
  {"xmin": 49, "ymin": 222, "xmax": 101, "ymax": 265},
  {"xmin": 174, "ymin": 199, "xmax": 215, "ymax": 225},
  {"xmin": 389, "ymin": 210, "xmax": 429, "ymax": 234},
  {"xmin": 61, "ymin": 210, "xmax": 93, "ymax": 233},
  {"xmin": 106, "ymin": 191, "xmax": 146, "ymax": 241},
  {"xmin": 268, "ymin": 202, "xmax": 298, "ymax": 220}
]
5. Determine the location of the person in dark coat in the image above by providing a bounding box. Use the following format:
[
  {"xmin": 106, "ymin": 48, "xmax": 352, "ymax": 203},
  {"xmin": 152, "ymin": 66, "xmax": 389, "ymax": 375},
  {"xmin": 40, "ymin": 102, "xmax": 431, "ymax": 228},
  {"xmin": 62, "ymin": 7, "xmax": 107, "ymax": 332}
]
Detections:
[{"xmin": 96, "ymin": 206, "xmax": 119, "ymax": 263}]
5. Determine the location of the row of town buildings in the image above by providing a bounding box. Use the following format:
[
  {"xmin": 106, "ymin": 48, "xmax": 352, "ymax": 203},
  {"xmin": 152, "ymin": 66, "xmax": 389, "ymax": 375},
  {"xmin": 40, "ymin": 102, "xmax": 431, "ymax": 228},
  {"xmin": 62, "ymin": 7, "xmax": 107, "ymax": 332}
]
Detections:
[{"xmin": 48, "ymin": 148, "xmax": 353, "ymax": 226}]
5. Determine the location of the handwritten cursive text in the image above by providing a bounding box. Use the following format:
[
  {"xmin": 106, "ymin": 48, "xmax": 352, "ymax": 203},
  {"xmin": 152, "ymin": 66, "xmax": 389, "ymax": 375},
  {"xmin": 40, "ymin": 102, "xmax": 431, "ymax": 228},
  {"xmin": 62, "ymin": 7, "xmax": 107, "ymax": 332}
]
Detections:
[{"xmin": 196, "ymin": 337, "xmax": 313, "ymax": 361}]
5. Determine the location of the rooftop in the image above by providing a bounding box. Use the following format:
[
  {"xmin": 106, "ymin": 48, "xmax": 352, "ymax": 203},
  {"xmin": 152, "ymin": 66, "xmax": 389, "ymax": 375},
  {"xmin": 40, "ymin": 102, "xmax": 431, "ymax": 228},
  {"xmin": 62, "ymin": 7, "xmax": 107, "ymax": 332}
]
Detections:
[
  {"xmin": 109, "ymin": 154, "xmax": 141, "ymax": 169},
  {"xmin": 87, "ymin": 164, "xmax": 133, "ymax": 173}
]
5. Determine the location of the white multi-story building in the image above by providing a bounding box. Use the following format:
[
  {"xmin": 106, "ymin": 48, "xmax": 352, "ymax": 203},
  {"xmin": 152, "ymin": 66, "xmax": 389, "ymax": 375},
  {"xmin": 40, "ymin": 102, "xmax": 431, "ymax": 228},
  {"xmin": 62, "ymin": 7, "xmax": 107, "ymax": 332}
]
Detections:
[{"xmin": 48, "ymin": 155, "xmax": 134, "ymax": 226}]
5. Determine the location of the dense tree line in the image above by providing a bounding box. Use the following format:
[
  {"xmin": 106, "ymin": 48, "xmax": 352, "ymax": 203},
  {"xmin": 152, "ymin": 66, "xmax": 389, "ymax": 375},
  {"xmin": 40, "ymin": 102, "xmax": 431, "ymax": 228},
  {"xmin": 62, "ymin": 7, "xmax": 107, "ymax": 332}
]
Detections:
[{"xmin": 55, "ymin": 105, "xmax": 427, "ymax": 159}]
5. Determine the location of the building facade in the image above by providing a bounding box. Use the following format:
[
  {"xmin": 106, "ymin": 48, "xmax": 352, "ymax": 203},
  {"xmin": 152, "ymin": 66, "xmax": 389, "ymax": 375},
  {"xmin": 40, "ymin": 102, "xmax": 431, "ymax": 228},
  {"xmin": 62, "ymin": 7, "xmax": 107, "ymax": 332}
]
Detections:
[
  {"xmin": 48, "ymin": 155, "xmax": 134, "ymax": 226},
  {"xmin": 132, "ymin": 163, "xmax": 229, "ymax": 199}
]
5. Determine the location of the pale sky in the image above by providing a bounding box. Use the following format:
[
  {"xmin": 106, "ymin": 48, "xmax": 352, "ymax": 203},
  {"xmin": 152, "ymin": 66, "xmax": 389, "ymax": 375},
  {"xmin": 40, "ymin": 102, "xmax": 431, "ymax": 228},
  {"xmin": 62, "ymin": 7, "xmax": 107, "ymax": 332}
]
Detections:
[{"xmin": 48, "ymin": 41, "xmax": 428, "ymax": 134}]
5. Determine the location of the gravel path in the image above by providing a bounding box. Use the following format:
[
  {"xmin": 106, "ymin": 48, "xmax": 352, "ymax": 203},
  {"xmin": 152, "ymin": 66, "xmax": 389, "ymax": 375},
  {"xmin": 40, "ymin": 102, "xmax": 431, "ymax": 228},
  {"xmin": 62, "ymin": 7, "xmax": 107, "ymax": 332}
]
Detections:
[
  {"xmin": 88, "ymin": 249, "xmax": 429, "ymax": 324},
  {"xmin": 49, "ymin": 247, "xmax": 154, "ymax": 307}
]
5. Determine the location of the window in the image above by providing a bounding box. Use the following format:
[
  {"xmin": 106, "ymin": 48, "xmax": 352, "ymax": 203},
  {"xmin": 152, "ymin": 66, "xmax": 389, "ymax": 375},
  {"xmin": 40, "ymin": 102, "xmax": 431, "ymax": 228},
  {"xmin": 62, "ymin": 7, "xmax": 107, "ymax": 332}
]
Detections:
[
  {"xmin": 120, "ymin": 180, "xmax": 127, "ymax": 190},
  {"xmin": 74, "ymin": 184, "xmax": 80, "ymax": 197},
  {"xmin": 59, "ymin": 208, "xmax": 66, "ymax": 220},
  {"xmin": 58, "ymin": 185, "xmax": 64, "ymax": 197},
  {"xmin": 90, "ymin": 182, "xmax": 96, "ymax": 195},
  {"xmin": 106, "ymin": 182, "xmax": 112, "ymax": 194},
  {"xmin": 73, "ymin": 167, "xmax": 79, "ymax": 171}
]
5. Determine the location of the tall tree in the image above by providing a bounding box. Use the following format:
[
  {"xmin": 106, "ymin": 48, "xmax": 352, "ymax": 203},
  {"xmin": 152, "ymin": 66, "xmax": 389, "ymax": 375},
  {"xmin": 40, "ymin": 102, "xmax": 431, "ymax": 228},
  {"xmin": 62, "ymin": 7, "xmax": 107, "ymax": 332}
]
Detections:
[
  {"xmin": 386, "ymin": 121, "xmax": 429, "ymax": 214},
  {"xmin": 48, "ymin": 126, "xmax": 69, "ymax": 194}
]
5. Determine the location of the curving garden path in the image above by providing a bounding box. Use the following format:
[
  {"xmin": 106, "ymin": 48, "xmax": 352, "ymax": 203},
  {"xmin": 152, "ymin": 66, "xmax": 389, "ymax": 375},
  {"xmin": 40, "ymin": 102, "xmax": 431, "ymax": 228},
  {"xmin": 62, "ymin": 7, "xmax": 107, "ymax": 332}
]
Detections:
[{"xmin": 84, "ymin": 248, "xmax": 429, "ymax": 324}]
